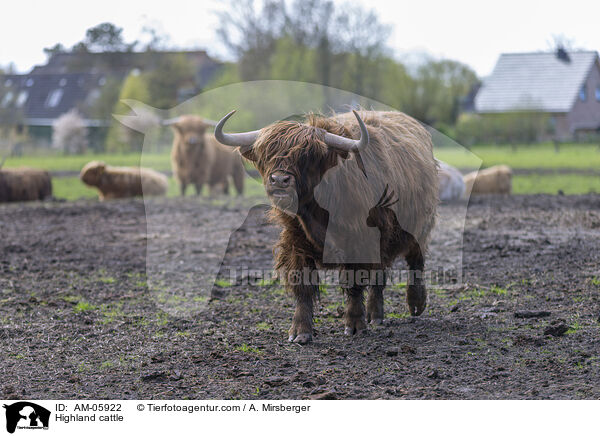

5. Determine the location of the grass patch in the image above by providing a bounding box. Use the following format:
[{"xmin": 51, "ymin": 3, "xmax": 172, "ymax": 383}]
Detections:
[
  {"xmin": 214, "ymin": 279, "xmax": 233, "ymax": 288},
  {"xmin": 100, "ymin": 361, "xmax": 114, "ymax": 369},
  {"xmin": 256, "ymin": 322, "xmax": 271, "ymax": 330},
  {"xmin": 236, "ymin": 343, "xmax": 262, "ymax": 354},
  {"xmin": 99, "ymin": 276, "xmax": 116, "ymax": 284},
  {"xmin": 386, "ymin": 312, "xmax": 410, "ymax": 319},
  {"xmin": 566, "ymin": 321, "xmax": 583, "ymax": 335},
  {"xmin": 490, "ymin": 285, "xmax": 508, "ymax": 296},
  {"xmin": 73, "ymin": 301, "xmax": 96, "ymax": 313},
  {"xmin": 391, "ymin": 282, "xmax": 407, "ymax": 290},
  {"xmin": 256, "ymin": 278, "xmax": 277, "ymax": 287}
]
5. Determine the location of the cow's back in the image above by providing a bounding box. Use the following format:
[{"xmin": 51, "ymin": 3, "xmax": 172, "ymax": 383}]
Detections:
[{"xmin": 318, "ymin": 111, "xmax": 438, "ymax": 248}]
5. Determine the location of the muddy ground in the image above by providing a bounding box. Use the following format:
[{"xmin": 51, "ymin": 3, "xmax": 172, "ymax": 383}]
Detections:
[{"xmin": 1, "ymin": 194, "xmax": 599, "ymax": 399}]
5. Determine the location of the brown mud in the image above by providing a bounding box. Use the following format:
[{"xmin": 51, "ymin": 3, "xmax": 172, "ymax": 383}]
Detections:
[{"xmin": 1, "ymin": 194, "xmax": 599, "ymax": 399}]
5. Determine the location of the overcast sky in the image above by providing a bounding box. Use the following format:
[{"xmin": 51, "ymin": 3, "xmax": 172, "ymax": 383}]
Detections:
[{"xmin": 2, "ymin": 0, "xmax": 599, "ymax": 77}]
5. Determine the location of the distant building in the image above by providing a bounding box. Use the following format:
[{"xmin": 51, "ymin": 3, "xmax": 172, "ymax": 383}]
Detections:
[
  {"xmin": 0, "ymin": 50, "xmax": 223, "ymax": 148},
  {"xmin": 474, "ymin": 49, "xmax": 600, "ymax": 140}
]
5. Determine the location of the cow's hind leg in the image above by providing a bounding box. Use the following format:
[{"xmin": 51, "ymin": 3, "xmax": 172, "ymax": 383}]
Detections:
[
  {"xmin": 406, "ymin": 245, "xmax": 427, "ymax": 316},
  {"xmin": 367, "ymin": 270, "xmax": 386, "ymax": 325}
]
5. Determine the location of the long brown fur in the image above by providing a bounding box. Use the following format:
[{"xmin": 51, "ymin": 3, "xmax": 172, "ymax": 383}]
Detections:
[
  {"xmin": 0, "ymin": 168, "xmax": 52, "ymax": 202},
  {"xmin": 243, "ymin": 110, "xmax": 438, "ymax": 342},
  {"xmin": 80, "ymin": 161, "xmax": 167, "ymax": 200},
  {"xmin": 171, "ymin": 115, "xmax": 245, "ymax": 196}
]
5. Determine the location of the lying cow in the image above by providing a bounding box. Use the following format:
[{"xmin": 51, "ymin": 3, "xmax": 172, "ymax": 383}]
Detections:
[
  {"xmin": 170, "ymin": 115, "xmax": 245, "ymax": 196},
  {"xmin": 463, "ymin": 164, "xmax": 512, "ymax": 195},
  {"xmin": 437, "ymin": 160, "xmax": 465, "ymax": 201},
  {"xmin": 214, "ymin": 110, "xmax": 438, "ymax": 343},
  {"xmin": 0, "ymin": 164, "xmax": 52, "ymax": 203},
  {"xmin": 80, "ymin": 161, "xmax": 168, "ymax": 200}
]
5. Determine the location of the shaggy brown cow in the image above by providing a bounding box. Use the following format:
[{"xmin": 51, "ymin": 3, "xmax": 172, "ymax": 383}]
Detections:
[
  {"xmin": 215, "ymin": 110, "xmax": 438, "ymax": 343},
  {"xmin": 80, "ymin": 161, "xmax": 168, "ymax": 200},
  {"xmin": 170, "ymin": 115, "xmax": 245, "ymax": 196},
  {"xmin": 464, "ymin": 165, "xmax": 512, "ymax": 195},
  {"xmin": 0, "ymin": 165, "xmax": 52, "ymax": 202}
]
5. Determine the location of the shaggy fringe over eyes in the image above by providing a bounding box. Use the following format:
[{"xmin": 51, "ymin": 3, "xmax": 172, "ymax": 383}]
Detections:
[{"xmin": 253, "ymin": 114, "xmax": 353, "ymax": 176}]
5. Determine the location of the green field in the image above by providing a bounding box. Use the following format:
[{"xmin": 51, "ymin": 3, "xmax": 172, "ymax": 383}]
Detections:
[
  {"xmin": 53, "ymin": 175, "xmax": 268, "ymax": 201},
  {"xmin": 3, "ymin": 152, "xmax": 172, "ymax": 172},
  {"xmin": 4, "ymin": 143, "xmax": 600, "ymax": 199},
  {"xmin": 435, "ymin": 143, "xmax": 600, "ymax": 169}
]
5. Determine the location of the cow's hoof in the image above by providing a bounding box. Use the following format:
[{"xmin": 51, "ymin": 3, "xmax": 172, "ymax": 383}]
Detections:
[
  {"xmin": 288, "ymin": 333, "xmax": 312, "ymax": 344},
  {"xmin": 344, "ymin": 326, "xmax": 367, "ymax": 335},
  {"xmin": 407, "ymin": 285, "xmax": 427, "ymax": 316},
  {"xmin": 344, "ymin": 317, "xmax": 367, "ymax": 335},
  {"xmin": 369, "ymin": 318, "xmax": 383, "ymax": 326}
]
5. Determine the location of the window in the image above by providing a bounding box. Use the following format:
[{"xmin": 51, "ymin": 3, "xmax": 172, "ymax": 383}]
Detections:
[
  {"xmin": 1, "ymin": 91, "xmax": 13, "ymax": 107},
  {"xmin": 579, "ymin": 85, "xmax": 587, "ymax": 102},
  {"xmin": 45, "ymin": 89, "xmax": 63, "ymax": 107},
  {"xmin": 86, "ymin": 88, "xmax": 101, "ymax": 104},
  {"xmin": 596, "ymin": 86, "xmax": 600, "ymax": 102},
  {"xmin": 25, "ymin": 78, "xmax": 34, "ymax": 87},
  {"xmin": 59, "ymin": 78, "xmax": 67, "ymax": 87},
  {"xmin": 15, "ymin": 90, "xmax": 28, "ymax": 107}
]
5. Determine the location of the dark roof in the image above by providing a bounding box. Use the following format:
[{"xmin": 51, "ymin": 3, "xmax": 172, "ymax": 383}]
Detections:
[
  {"xmin": 475, "ymin": 50, "xmax": 599, "ymax": 113},
  {"xmin": 32, "ymin": 50, "xmax": 223, "ymax": 89},
  {"xmin": 2, "ymin": 50, "xmax": 224, "ymax": 126},
  {"xmin": 1, "ymin": 73, "xmax": 115, "ymax": 125}
]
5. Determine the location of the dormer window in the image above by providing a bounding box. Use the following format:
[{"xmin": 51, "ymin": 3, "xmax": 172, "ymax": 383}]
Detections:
[
  {"xmin": 579, "ymin": 85, "xmax": 587, "ymax": 102},
  {"xmin": 596, "ymin": 86, "xmax": 600, "ymax": 102},
  {"xmin": 45, "ymin": 89, "xmax": 63, "ymax": 108},
  {"xmin": 15, "ymin": 90, "xmax": 28, "ymax": 107},
  {"xmin": 1, "ymin": 91, "xmax": 13, "ymax": 107}
]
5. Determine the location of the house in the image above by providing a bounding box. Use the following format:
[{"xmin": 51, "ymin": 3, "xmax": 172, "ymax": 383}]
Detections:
[
  {"xmin": 0, "ymin": 50, "xmax": 223, "ymax": 149},
  {"xmin": 474, "ymin": 49, "xmax": 600, "ymax": 140}
]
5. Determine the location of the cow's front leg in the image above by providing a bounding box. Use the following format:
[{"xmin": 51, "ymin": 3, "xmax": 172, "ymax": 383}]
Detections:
[
  {"xmin": 285, "ymin": 260, "xmax": 318, "ymax": 344},
  {"xmin": 367, "ymin": 270, "xmax": 386, "ymax": 325},
  {"xmin": 342, "ymin": 270, "xmax": 367, "ymax": 335}
]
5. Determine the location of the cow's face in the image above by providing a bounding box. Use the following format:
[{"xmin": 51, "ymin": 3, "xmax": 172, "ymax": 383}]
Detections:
[
  {"xmin": 172, "ymin": 117, "xmax": 207, "ymax": 153},
  {"xmin": 244, "ymin": 122, "xmax": 342, "ymax": 214},
  {"xmin": 80, "ymin": 161, "xmax": 106, "ymax": 186}
]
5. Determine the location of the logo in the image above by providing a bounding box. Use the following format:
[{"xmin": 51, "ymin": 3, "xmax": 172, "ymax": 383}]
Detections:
[{"xmin": 3, "ymin": 402, "xmax": 50, "ymax": 434}]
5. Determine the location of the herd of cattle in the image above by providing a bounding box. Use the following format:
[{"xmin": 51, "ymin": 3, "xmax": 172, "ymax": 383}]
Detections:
[{"xmin": 0, "ymin": 112, "xmax": 512, "ymax": 204}]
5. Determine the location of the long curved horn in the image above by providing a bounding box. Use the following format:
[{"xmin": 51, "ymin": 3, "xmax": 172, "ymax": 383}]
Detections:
[
  {"xmin": 214, "ymin": 110, "xmax": 260, "ymax": 148},
  {"xmin": 322, "ymin": 110, "xmax": 369, "ymax": 153}
]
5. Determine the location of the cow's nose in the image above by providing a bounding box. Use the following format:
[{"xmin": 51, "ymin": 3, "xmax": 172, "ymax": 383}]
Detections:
[{"xmin": 269, "ymin": 172, "xmax": 291, "ymax": 188}]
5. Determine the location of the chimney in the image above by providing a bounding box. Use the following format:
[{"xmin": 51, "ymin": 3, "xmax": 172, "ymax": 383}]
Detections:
[{"xmin": 556, "ymin": 47, "xmax": 571, "ymax": 63}]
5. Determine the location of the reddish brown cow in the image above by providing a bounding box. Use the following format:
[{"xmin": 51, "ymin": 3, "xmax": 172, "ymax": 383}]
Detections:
[{"xmin": 215, "ymin": 110, "xmax": 438, "ymax": 343}]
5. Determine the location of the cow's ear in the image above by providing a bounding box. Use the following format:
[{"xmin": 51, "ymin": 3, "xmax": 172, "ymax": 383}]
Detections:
[
  {"xmin": 240, "ymin": 146, "xmax": 257, "ymax": 162},
  {"xmin": 170, "ymin": 122, "xmax": 183, "ymax": 135},
  {"xmin": 326, "ymin": 148, "xmax": 348, "ymax": 169}
]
